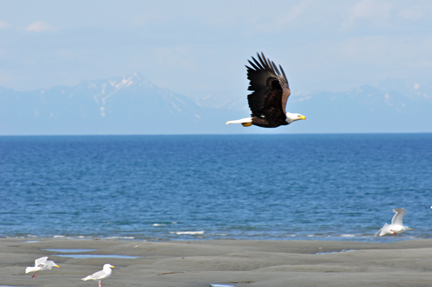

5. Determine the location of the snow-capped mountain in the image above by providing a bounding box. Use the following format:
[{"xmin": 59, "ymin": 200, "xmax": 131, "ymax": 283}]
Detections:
[
  {"xmin": 0, "ymin": 73, "xmax": 239, "ymax": 135},
  {"xmin": 285, "ymin": 82, "xmax": 432, "ymax": 134},
  {"xmin": 0, "ymin": 73, "xmax": 431, "ymax": 135}
]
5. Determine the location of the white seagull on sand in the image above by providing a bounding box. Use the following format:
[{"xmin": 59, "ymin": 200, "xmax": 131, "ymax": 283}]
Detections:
[
  {"xmin": 82, "ymin": 264, "xmax": 115, "ymax": 287},
  {"xmin": 25, "ymin": 256, "xmax": 59, "ymax": 279},
  {"xmin": 375, "ymin": 208, "xmax": 413, "ymax": 236}
]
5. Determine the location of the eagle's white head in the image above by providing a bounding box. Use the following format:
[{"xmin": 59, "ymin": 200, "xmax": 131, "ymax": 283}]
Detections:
[{"xmin": 286, "ymin": 112, "xmax": 306, "ymax": 124}]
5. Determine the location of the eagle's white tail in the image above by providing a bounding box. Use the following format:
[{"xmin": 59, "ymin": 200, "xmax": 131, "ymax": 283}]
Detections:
[{"xmin": 225, "ymin": 117, "xmax": 252, "ymax": 125}]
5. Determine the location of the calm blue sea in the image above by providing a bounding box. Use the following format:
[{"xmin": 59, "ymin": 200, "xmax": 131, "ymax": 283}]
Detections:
[{"xmin": 0, "ymin": 134, "xmax": 431, "ymax": 242}]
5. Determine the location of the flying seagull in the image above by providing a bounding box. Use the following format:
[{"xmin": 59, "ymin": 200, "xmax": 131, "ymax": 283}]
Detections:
[
  {"xmin": 25, "ymin": 256, "xmax": 59, "ymax": 279},
  {"xmin": 82, "ymin": 264, "xmax": 115, "ymax": 287},
  {"xmin": 375, "ymin": 208, "xmax": 413, "ymax": 236},
  {"xmin": 226, "ymin": 52, "xmax": 306, "ymax": 128}
]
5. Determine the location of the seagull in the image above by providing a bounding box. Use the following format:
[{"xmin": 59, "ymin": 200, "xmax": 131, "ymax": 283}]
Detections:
[
  {"xmin": 25, "ymin": 256, "xmax": 59, "ymax": 279},
  {"xmin": 82, "ymin": 264, "xmax": 115, "ymax": 287},
  {"xmin": 375, "ymin": 208, "xmax": 413, "ymax": 236}
]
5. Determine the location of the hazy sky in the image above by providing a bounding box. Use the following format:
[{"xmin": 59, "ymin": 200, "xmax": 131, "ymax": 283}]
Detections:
[{"xmin": 1, "ymin": 0, "xmax": 431, "ymax": 104}]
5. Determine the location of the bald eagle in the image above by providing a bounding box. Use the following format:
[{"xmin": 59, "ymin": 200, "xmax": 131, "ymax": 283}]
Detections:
[{"xmin": 226, "ymin": 52, "xmax": 306, "ymax": 128}]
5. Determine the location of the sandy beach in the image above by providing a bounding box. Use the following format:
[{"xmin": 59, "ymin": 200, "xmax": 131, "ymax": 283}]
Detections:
[{"xmin": 2, "ymin": 238, "xmax": 432, "ymax": 287}]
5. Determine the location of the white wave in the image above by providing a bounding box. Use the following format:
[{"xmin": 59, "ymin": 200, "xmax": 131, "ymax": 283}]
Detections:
[
  {"xmin": 170, "ymin": 231, "xmax": 204, "ymax": 235},
  {"xmin": 316, "ymin": 249, "xmax": 356, "ymax": 255},
  {"xmin": 105, "ymin": 236, "xmax": 135, "ymax": 240},
  {"xmin": 152, "ymin": 223, "xmax": 166, "ymax": 227},
  {"xmin": 53, "ymin": 235, "xmax": 66, "ymax": 238},
  {"xmin": 341, "ymin": 234, "xmax": 355, "ymax": 237}
]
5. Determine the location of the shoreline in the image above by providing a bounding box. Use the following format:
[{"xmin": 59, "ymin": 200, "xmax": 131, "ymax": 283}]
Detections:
[
  {"xmin": 0, "ymin": 232, "xmax": 421, "ymax": 242},
  {"xmin": 2, "ymin": 238, "xmax": 432, "ymax": 287}
]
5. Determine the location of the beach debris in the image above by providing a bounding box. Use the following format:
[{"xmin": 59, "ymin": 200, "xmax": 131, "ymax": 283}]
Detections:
[
  {"xmin": 375, "ymin": 208, "xmax": 413, "ymax": 236},
  {"xmin": 82, "ymin": 263, "xmax": 114, "ymax": 287},
  {"xmin": 25, "ymin": 256, "xmax": 59, "ymax": 279}
]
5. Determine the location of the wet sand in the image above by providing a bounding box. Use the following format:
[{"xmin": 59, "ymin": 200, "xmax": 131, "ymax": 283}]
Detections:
[{"xmin": 1, "ymin": 238, "xmax": 432, "ymax": 287}]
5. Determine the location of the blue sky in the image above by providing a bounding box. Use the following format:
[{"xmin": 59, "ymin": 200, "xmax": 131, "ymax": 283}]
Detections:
[{"xmin": 1, "ymin": 0, "xmax": 431, "ymax": 107}]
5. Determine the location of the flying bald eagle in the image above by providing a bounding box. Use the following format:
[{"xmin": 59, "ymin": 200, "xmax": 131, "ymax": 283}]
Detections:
[{"xmin": 226, "ymin": 52, "xmax": 306, "ymax": 128}]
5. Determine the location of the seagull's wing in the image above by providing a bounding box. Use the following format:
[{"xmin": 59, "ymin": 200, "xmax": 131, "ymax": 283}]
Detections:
[
  {"xmin": 374, "ymin": 223, "xmax": 390, "ymax": 237},
  {"xmin": 35, "ymin": 256, "xmax": 48, "ymax": 267},
  {"xmin": 391, "ymin": 208, "xmax": 407, "ymax": 226},
  {"xmin": 82, "ymin": 270, "xmax": 109, "ymax": 281},
  {"xmin": 373, "ymin": 228, "xmax": 382, "ymax": 237}
]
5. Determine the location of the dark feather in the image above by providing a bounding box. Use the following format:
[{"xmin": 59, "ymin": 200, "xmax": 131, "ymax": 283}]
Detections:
[{"xmin": 246, "ymin": 53, "xmax": 291, "ymax": 125}]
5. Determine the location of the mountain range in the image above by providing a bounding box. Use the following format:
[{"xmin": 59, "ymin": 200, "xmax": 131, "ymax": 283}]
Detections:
[{"xmin": 0, "ymin": 73, "xmax": 431, "ymax": 135}]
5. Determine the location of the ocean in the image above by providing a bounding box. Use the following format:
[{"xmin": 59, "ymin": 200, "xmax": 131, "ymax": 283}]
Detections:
[{"xmin": 0, "ymin": 134, "xmax": 431, "ymax": 242}]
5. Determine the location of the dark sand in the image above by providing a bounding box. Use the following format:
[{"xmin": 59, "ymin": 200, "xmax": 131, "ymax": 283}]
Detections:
[{"xmin": 2, "ymin": 238, "xmax": 432, "ymax": 287}]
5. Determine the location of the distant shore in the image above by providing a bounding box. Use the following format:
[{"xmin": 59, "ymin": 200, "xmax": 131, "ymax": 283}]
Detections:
[{"xmin": 2, "ymin": 238, "xmax": 432, "ymax": 287}]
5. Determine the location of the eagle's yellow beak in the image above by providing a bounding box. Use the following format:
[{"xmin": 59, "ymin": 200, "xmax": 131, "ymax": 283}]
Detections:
[
  {"xmin": 55, "ymin": 265, "xmax": 59, "ymax": 268},
  {"xmin": 299, "ymin": 115, "xmax": 306, "ymax": 120}
]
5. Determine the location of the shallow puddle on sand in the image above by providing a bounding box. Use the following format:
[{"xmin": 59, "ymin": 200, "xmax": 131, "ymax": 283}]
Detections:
[
  {"xmin": 55, "ymin": 254, "xmax": 140, "ymax": 259},
  {"xmin": 315, "ymin": 249, "xmax": 356, "ymax": 255},
  {"xmin": 43, "ymin": 248, "xmax": 96, "ymax": 253}
]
